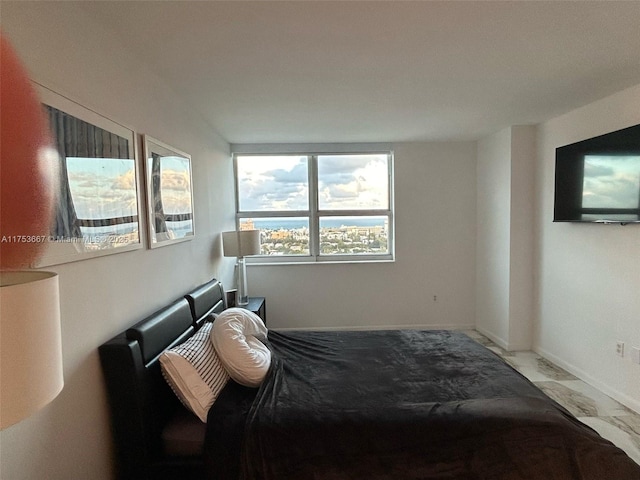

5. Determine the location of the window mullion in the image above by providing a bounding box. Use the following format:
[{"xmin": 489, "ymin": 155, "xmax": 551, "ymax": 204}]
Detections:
[{"xmin": 309, "ymin": 155, "xmax": 319, "ymax": 259}]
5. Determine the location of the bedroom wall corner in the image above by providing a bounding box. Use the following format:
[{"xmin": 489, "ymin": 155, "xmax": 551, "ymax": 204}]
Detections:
[
  {"xmin": 476, "ymin": 125, "xmax": 536, "ymax": 351},
  {"xmin": 508, "ymin": 125, "xmax": 536, "ymax": 350},
  {"xmin": 476, "ymin": 128, "xmax": 511, "ymax": 347}
]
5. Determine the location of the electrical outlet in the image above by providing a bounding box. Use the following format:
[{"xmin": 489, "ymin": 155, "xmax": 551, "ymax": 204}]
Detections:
[
  {"xmin": 631, "ymin": 347, "xmax": 640, "ymax": 365},
  {"xmin": 616, "ymin": 341, "xmax": 625, "ymax": 357}
]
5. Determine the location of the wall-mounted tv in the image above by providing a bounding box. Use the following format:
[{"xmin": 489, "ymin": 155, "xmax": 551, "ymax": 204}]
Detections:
[{"xmin": 554, "ymin": 123, "xmax": 640, "ymax": 224}]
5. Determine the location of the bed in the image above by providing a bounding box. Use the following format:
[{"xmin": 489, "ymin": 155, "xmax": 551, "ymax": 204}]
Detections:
[
  {"xmin": 99, "ymin": 278, "xmax": 226, "ymax": 480},
  {"xmin": 100, "ymin": 279, "xmax": 640, "ymax": 480}
]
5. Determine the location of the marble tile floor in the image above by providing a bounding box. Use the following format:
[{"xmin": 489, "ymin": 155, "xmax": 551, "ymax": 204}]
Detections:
[{"xmin": 464, "ymin": 330, "xmax": 640, "ymax": 466}]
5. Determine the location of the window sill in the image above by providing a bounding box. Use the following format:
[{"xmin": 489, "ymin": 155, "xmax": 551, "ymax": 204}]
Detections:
[{"xmin": 247, "ymin": 256, "xmax": 395, "ymax": 266}]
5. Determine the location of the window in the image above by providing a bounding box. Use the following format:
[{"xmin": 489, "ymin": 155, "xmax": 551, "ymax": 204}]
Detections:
[{"xmin": 234, "ymin": 152, "xmax": 394, "ymax": 262}]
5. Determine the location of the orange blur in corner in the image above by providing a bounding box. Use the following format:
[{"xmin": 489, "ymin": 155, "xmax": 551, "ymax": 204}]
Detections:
[{"xmin": 0, "ymin": 34, "xmax": 58, "ymax": 268}]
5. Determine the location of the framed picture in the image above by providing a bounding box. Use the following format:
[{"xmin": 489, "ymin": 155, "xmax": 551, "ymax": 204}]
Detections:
[
  {"xmin": 142, "ymin": 135, "xmax": 195, "ymax": 248},
  {"xmin": 34, "ymin": 83, "xmax": 143, "ymax": 267}
]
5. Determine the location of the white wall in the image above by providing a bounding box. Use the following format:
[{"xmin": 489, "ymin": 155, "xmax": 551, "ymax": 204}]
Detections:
[
  {"xmin": 0, "ymin": 4, "xmax": 235, "ymax": 480},
  {"xmin": 534, "ymin": 83, "xmax": 640, "ymax": 413},
  {"xmin": 249, "ymin": 142, "xmax": 478, "ymax": 331},
  {"xmin": 476, "ymin": 126, "xmax": 535, "ymax": 350},
  {"xmin": 508, "ymin": 126, "xmax": 536, "ymax": 350},
  {"xmin": 476, "ymin": 128, "xmax": 512, "ymax": 344}
]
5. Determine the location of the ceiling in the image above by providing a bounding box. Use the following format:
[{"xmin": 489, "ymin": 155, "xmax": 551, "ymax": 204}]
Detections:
[{"xmin": 76, "ymin": 1, "xmax": 640, "ymax": 144}]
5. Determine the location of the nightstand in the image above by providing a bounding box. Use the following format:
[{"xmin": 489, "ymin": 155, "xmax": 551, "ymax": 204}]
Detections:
[{"xmin": 241, "ymin": 296, "xmax": 266, "ymax": 324}]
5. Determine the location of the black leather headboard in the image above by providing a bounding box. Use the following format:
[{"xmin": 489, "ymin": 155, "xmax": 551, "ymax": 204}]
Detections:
[
  {"xmin": 99, "ymin": 279, "xmax": 225, "ymax": 480},
  {"xmin": 126, "ymin": 299, "xmax": 194, "ymax": 365},
  {"xmin": 185, "ymin": 278, "xmax": 226, "ymax": 329}
]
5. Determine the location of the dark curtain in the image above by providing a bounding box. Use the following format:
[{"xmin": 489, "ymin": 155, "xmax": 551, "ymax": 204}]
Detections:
[
  {"xmin": 45, "ymin": 106, "xmax": 129, "ymax": 237},
  {"xmin": 151, "ymin": 152, "xmax": 168, "ymax": 234}
]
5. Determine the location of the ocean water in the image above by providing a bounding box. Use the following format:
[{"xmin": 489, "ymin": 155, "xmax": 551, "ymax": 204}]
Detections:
[{"xmin": 247, "ymin": 217, "xmax": 387, "ymax": 230}]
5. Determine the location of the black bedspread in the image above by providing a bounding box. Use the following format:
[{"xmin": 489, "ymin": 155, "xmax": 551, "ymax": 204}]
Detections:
[{"xmin": 205, "ymin": 330, "xmax": 640, "ymax": 480}]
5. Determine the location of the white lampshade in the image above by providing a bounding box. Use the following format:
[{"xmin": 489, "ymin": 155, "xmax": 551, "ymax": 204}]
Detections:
[
  {"xmin": 222, "ymin": 230, "xmax": 261, "ymax": 258},
  {"xmin": 0, "ymin": 270, "xmax": 64, "ymax": 429}
]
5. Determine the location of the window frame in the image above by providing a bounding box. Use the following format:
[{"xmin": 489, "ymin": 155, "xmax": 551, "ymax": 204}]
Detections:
[{"xmin": 233, "ymin": 150, "xmax": 395, "ymax": 264}]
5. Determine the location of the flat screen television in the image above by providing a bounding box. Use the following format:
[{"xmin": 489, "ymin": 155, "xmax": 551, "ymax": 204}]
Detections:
[{"xmin": 554, "ymin": 123, "xmax": 640, "ymax": 224}]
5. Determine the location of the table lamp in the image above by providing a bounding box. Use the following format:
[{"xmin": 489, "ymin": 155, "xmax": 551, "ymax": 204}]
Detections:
[
  {"xmin": 222, "ymin": 230, "xmax": 260, "ymax": 306},
  {"xmin": 0, "ymin": 271, "xmax": 64, "ymax": 429}
]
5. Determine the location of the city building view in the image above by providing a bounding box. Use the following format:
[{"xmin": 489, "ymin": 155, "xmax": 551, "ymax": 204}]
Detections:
[{"xmin": 240, "ymin": 218, "xmax": 389, "ymax": 256}]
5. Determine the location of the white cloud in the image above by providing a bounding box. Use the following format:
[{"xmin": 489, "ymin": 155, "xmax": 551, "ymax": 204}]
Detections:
[
  {"xmin": 237, "ymin": 154, "xmax": 389, "ymax": 211},
  {"xmin": 583, "ymin": 156, "xmax": 640, "ymax": 208}
]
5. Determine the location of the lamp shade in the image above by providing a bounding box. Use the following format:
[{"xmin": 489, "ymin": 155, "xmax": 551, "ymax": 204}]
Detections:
[
  {"xmin": 0, "ymin": 270, "xmax": 64, "ymax": 429},
  {"xmin": 222, "ymin": 230, "xmax": 261, "ymax": 258}
]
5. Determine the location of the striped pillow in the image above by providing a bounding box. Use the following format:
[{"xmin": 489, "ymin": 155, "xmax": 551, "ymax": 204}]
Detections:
[{"xmin": 160, "ymin": 322, "xmax": 229, "ymax": 422}]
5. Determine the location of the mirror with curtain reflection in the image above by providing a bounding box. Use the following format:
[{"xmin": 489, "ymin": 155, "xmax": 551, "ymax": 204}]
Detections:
[
  {"xmin": 34, "ymin": 84, "xmax": 142, "ymax": 266},
  {"xmin": 142, "ymin": 135, "xmax": 194, "ymax": 248}
]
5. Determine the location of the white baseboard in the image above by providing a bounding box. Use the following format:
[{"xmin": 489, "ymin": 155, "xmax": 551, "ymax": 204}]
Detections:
[
  {"xmin": 475, "ymin": 326, "xmax": 508, "ymax": 350},
  {"xmin": 474, "ymin": 326, "xmax": 531, "ymax": 352},
  {"xmin": 534, "ymin": 345, "xmax": 640, "ymax": 415}
]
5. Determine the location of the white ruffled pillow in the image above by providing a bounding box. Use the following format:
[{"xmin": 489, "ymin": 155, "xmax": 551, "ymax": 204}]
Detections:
[
  {"xmin": 160, "ymin": 322, "xmax": 230, "ymax": 422},
  {"xmin": 211, "ymin": 308, "xmax": 270, "ymax": 388}
]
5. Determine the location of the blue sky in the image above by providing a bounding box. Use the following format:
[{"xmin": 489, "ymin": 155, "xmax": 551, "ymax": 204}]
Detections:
[
  {"xmin": 67, "ymin": 157, "xmax": 138, "ymax": 219},
  {"xmin": 67, "ymin": 155, "xmax": 193, "ymax": 220},
  {"xmin": 147, "ymin": 156, "xmax": 193, "ymax": 214},
  {"xmin": 237, "ymin": 154, "xmax": 388, "ymax": 212}
]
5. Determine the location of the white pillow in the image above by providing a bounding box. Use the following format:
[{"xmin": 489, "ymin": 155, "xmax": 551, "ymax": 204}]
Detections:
[
  {"xmin": 160, "ymin": 322, "xmax": 230, "ymax": 422},
  {"xmin": 211, "ymin": 308, "xmax": 271, "ymax": 388}
]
